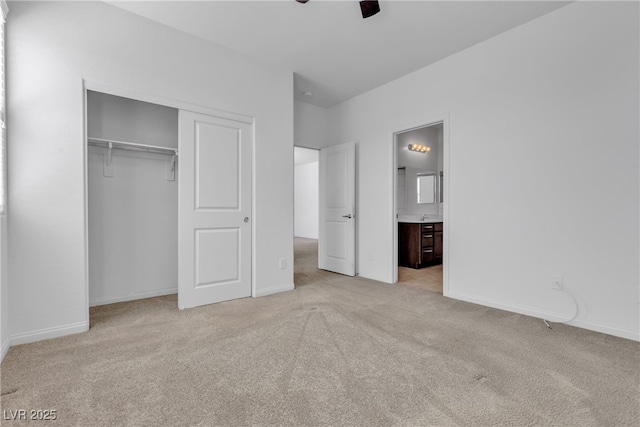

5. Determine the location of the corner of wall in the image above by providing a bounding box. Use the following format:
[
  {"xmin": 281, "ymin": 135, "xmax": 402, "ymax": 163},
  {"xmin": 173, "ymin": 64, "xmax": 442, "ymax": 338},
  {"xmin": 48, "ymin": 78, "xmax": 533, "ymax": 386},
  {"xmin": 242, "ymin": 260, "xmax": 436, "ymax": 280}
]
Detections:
[
  {"xmin": 0, "ymin": 335, "xmax": 9, "ymax": 362},
  {"xmin": 253, "ymin": 282, "xmax": 295, "ymax": 298},
  {"xmin": 0, "ymin": 214, "xmax": 8, "ymax": 362},
  {"xmin": 294, "ymin": 100, "xmax": 329, "ymax": 150},
  {"xmin": 10, "ymin": 321, "xmax": 89, "ymax": 347}
]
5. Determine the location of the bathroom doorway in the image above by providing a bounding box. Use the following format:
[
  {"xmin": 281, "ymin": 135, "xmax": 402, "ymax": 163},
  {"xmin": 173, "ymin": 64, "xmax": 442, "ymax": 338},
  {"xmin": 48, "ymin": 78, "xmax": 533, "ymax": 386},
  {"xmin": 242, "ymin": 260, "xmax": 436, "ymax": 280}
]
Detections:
[{"xmin": 392, "ymin": 120, "xmax": 447, "ymax": 294}]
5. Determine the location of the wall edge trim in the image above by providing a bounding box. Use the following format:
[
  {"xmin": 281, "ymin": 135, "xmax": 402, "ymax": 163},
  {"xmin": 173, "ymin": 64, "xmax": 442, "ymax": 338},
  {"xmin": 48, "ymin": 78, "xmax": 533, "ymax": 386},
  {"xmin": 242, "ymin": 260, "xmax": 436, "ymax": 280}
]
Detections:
[
  {"xmin": 356, "ymin": 272, "xmax": 392, "ymax": 284},
  {"xmin": 0, "ymin": 336, "xmax": 9, "ymax": 362},
  {"xmin": 89, "ymin": 288, "xmax": 178, "ymax": 307},
  {"xmin": 448, "ymin": 291, "xmax": 639, "ymax": 342},
  {"xmin": 10, "ymin": 321, "xmax": 89, "ymax": 346},
  {"xmin": 254, "ymin": 283, "xmax": 294, "ymax": 298}
]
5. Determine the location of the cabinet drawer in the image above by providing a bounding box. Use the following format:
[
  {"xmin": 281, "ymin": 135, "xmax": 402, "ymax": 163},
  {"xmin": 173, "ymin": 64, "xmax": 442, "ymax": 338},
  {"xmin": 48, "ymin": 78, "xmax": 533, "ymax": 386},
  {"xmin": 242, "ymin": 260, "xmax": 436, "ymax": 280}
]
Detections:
[
  {"xmin": 421, "ymin": 234, "xmax": 433, "ymax": 247},
  {"xmin": 421, "ymin": 223, "xmax": 435, "ymax": 232},
  {"xmin": 434, "ymin": 222, "xmax": 443, "ymax": 232},
  {"xmin": 422, "ymin": 248, "xmax": 434, "ymax": 263}
]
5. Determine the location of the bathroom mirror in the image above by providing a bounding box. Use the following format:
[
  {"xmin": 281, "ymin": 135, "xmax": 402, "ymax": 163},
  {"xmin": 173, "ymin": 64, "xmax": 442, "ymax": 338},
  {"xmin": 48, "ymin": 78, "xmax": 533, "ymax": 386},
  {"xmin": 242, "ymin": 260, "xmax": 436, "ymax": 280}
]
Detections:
[{"xmin": 417, "ymin": 173, "xmax": 436, "ymax": 204}]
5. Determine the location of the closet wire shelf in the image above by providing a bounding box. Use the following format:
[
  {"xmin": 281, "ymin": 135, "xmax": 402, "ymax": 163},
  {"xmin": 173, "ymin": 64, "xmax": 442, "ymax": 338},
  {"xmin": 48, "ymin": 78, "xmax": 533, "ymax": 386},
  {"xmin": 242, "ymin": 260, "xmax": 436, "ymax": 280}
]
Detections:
[
  {"xmin": 87, "ymin": 137, "xmax": 178, "ymax": 181},
  {"xmin": 87, "ymin": 137, "xmax": 178, "ymax": 156}
]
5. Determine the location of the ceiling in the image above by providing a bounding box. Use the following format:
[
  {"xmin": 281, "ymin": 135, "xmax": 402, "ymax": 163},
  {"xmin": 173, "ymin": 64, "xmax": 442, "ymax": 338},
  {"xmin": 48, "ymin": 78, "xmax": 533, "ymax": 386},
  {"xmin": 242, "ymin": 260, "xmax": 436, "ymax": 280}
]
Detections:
[{"xmin": 109, "ymin": 1, "xmax": 571, "ymax": 108}]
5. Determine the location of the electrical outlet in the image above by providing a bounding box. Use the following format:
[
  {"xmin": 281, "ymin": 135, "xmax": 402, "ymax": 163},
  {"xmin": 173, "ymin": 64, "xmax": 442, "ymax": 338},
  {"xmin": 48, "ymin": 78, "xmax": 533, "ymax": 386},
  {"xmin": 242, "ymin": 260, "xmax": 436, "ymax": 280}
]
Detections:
[
  {"xmin": 551, "ymin": 276, "xmax": 563, "ymax": 290},
  {"xmin": 279, "ymin": 258, "xmax": 286, "ymax": 269}
]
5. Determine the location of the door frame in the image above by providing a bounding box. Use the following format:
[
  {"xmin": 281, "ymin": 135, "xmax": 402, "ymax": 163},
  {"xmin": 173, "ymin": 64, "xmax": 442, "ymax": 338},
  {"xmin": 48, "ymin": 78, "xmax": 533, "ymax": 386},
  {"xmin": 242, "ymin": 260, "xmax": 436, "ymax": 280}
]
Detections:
[
  {"xmin": 82, "ymin": 80, "xmax": 256, "ymax": 320},
  {"xmin": 391, "ymin": 114, "xmax": 450, "ymax": 296}
]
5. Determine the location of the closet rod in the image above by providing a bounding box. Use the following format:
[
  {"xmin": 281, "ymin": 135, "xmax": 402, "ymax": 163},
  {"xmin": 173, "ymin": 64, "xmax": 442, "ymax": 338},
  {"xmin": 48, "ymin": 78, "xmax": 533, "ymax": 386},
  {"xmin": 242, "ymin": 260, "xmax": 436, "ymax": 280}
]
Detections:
[{"xmin": 88, "ymin": 137, "xmax": 178, "ymax": 156}]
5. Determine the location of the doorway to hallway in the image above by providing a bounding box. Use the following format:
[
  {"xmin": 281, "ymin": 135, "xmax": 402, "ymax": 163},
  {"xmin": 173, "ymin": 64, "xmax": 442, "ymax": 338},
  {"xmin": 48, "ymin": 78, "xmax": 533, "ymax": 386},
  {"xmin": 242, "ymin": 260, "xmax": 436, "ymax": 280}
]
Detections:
[
  {"xmin": 294, "ymin": 147, "xmax": 320, "ymax": 241},
  {"xmin": 294, "ymin": 147, "xmax": 319, "ymax": 287}
]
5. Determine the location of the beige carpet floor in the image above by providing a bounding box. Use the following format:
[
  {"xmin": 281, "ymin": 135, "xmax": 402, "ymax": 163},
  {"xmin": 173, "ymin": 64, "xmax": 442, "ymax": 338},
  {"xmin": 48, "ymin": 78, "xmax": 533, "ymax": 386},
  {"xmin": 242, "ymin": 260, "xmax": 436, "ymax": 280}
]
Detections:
[{"xmin": 1, "ymin": 237, "xmax": 638, "ymax": 426}]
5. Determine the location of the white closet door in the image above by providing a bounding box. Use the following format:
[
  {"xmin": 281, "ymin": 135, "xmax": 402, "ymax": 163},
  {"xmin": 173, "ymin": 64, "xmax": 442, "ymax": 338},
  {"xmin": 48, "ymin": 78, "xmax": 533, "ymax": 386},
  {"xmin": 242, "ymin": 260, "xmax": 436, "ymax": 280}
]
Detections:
[{"xmin": 178, "ymin": 110, "xmax": 252, "ymax": 309}]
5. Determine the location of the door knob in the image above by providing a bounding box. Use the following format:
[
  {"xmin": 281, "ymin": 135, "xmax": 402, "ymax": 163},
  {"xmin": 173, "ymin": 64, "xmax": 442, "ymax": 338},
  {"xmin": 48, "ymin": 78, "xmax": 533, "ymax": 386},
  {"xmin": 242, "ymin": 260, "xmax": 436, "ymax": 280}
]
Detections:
[
  {"xmin": 342, "ymin": 214, "xmax": 352, "ymax": 219},
  {"xmin": 243, "ymin": 217, "xmax": 249, "ymax": 223}
]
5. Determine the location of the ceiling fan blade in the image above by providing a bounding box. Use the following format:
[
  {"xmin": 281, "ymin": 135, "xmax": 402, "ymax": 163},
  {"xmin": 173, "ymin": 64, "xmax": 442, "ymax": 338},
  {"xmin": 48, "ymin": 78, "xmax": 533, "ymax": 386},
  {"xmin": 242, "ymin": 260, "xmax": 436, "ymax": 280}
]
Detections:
[
  {"xmin": 359, "ymin": 1, "xmax": 380, "ymax": 19},
  {"xmin": 295, "ymin": 0, "xmax": 380, "ymax": 19}
]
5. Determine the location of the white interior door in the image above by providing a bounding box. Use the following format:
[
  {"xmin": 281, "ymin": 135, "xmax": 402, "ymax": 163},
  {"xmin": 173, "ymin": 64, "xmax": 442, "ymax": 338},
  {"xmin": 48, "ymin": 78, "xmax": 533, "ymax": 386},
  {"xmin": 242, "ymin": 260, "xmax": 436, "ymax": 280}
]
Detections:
[
  {"xmin": 319, "ymin": 141, "xmax": 356, "ymax": 276},
  {"xmin": 178, "ymin": 110, "xmax": 252, "ymax": 309}
]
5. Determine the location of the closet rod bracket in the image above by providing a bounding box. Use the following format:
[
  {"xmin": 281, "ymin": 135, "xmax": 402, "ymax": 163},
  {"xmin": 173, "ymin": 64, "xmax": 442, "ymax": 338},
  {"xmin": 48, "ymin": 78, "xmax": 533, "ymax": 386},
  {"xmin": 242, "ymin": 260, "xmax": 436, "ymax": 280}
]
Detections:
[
  {"xmin": 166, "ymin": 154, "xmax": 177, "ymax": 181},
  {"xmin": 104, "ymin": 142, "xmax": 114, "ymax": 178}
]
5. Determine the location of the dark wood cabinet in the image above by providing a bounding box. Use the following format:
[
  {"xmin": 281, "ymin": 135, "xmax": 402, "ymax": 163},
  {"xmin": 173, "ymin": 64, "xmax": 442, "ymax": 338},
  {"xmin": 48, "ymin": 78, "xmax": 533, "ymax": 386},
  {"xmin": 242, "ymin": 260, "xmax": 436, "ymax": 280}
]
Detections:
[
  {"xmin": 398, "ymin": 222, "xmax": 443, "ymax": 269},
  {"xmin": 434, "ymin": 225, "xmax": 443, "ymax": 265}
]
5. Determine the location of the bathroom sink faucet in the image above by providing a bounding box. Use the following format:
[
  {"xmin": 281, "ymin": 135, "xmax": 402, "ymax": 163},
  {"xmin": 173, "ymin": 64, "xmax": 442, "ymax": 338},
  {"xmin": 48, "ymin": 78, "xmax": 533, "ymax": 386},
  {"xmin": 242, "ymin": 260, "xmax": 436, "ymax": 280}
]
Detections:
[{"xmin": 421, "ymin": 214, "xmax": 429, "ymax": 220}]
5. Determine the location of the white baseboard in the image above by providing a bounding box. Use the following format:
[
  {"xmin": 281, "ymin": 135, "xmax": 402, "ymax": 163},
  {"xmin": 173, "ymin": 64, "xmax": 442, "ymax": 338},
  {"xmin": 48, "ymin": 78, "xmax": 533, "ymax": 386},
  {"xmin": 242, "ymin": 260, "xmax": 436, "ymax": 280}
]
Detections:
[
  {"xmin": 356, "ymin": 272, "xmax": 392, "ymax": 284},
  {"xmin": 294, "ymin": 235, "xmax": 318, "ymax": 240},
  {"xmin": 447, "ymin": 291, "xmax": 640, "ymax": 342},
  {"xmin": 1, "ymin": 336, "xmax": 10, "ymax": 362},
  {"xmin": 10, "ymin": 321, "xmax": 89, "ymax": 346},
  {"xmin": 569, "ymin": 318, "xmax": 639, "ymax": 342},
  {"xmin": 89, "ymin": 287, "xmax": 177, "ymax": 307},
  {"xmin": 254, "ymin": 283, "xmax": 294, "ymax": 298}
]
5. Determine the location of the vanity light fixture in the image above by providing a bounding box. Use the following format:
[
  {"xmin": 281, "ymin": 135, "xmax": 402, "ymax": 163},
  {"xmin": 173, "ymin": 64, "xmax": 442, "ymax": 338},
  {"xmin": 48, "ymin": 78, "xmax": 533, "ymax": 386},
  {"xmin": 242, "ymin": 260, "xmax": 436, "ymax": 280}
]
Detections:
[{"xmin": 408, "ymin": 144, "xmax": 431, "ymax": 153}]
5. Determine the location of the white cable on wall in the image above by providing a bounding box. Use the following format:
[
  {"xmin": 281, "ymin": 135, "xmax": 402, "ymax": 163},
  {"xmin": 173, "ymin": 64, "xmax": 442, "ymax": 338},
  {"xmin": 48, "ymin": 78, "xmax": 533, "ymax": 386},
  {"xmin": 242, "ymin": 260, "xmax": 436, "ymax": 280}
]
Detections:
[{"xmin": 543, "ymin": 287, "xmax": 579, "ymax": 329}]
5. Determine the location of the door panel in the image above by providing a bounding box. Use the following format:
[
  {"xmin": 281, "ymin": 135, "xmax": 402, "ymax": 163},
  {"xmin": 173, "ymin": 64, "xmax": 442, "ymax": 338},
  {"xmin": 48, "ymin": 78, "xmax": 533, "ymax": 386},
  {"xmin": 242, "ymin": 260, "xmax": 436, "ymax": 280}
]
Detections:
[
  {"xmin": 326, "ymin": 152, "xmax": 347, "ymax": 208},
  {"xmin": 326, "ymin": 221, "xmax": 347, "ymax": 259},
  {"xmin": 319, "ymin": 142, "xmax": 355, "ymax": 276},
  {"xmin": 179, "ymin": 110, "xmax": 252, "ymax": 309},
  {"xmin": 195, "ymin": 122, "xmax": 240, "ymax": 210},
  {"xmin": 195, "ymin": 228, "xmax": 240, "ymax": 286}
]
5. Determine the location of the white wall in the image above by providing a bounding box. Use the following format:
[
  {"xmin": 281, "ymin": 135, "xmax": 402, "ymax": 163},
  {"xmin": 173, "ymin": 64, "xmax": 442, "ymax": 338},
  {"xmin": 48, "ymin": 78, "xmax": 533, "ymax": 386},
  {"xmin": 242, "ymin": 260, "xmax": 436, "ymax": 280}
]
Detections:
[
  {"xmin": 294, "ymin": 100, "xmax": 329, "ymax": 150},
  {"xmin": 0, "ymin": 216, "xmax": 8, "ymax": 360},
  {"xmin": 87, "ymin": 92, "xmax": 178, "ymax": 306},
  {"xmin": 396, "ymin": 169, "xmax": 406, "ymax": 215},
  {"xmin": 328, "ymin": 2, "xmax": 639, "ymax": 340},
  {"xmin": 7, "ymin": 1, "xmax": 294, "ymax": 345},
  {"xmin": 87, "ymin": 91, "xmax": 178, "ymax": 148},
  {"xmin": 294, "ymin": 161, "xmax": 319, "ymax": 239},
  {"xmin": 0, "ymin": 2, "xmax": 7, "ymax": 363}
]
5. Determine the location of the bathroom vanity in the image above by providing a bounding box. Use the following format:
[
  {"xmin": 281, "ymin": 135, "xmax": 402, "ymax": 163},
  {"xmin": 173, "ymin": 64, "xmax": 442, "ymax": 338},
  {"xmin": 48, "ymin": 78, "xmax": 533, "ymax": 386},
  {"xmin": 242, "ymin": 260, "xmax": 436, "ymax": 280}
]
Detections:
[{"xmin": 398, "ymin": 220, "xmax": 443, "ymax": 269}]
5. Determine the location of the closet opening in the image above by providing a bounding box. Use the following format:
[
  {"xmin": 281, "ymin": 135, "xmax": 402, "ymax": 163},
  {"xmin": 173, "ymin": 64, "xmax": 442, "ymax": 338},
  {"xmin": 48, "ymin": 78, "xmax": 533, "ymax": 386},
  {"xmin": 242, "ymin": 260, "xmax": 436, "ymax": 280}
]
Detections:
[{"xmin": 87, "ymin": 90, "xmax": 179, "ymax": 309}]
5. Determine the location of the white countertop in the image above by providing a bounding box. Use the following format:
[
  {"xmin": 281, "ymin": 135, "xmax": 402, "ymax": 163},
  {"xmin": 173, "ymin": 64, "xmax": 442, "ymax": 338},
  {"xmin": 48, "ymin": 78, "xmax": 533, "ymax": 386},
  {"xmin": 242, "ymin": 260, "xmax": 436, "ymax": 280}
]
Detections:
[{"xmin": 397, "ymin": 218, "xmax": 443, "ymax": 224}]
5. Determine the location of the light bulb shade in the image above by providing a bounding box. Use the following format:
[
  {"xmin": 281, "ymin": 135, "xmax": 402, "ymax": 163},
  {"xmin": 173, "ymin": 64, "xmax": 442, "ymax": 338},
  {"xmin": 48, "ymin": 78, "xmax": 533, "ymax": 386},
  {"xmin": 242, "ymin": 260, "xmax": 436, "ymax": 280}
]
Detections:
[{"xmin": 408, "ymin": 144, "xmax": 431, "ymax": 153}]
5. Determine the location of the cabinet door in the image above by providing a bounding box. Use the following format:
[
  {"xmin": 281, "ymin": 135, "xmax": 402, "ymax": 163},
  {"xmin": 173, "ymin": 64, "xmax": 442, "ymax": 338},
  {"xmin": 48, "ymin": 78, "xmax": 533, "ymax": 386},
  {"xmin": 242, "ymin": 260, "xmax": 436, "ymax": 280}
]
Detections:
[
  {"xmin": 422, "ymin": 247, "xmax": 434, "ymax": 264},
  {"xmin": 421, "ymin": 233, "xmax": 434, "ymax": 247},
  {"xmin": 398, "ymin": 223, "xmax": 421, "ymax": 268},
  {"xmin": 434, "ymin": 230, "xmax": 443, "ymax": 264}
]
